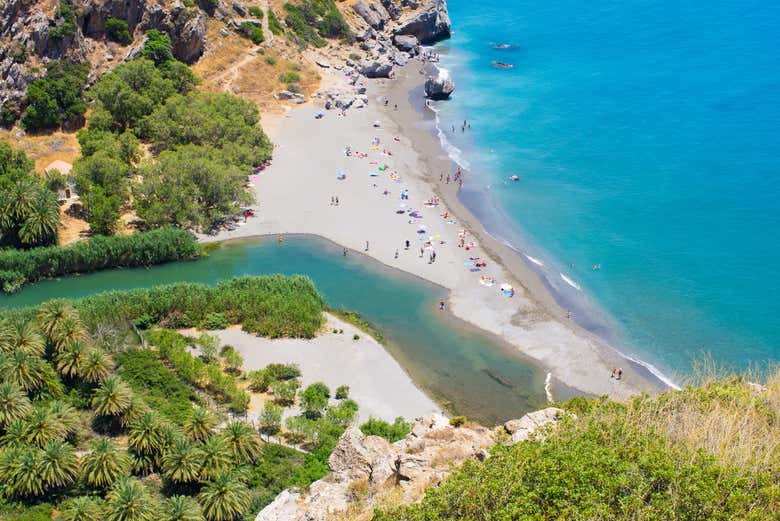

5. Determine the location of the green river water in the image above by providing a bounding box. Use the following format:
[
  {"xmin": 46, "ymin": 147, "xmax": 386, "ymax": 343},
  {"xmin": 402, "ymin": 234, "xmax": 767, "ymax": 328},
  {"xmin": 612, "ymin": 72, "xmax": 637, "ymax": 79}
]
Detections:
[{"xmin": 0, "ymin": 235, "xmax": 562, "ymax": 424}]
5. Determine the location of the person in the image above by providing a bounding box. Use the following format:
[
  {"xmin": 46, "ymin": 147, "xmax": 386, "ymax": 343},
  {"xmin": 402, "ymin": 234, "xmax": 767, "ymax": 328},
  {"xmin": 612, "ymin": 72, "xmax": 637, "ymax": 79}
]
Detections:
[
  {"xmin": 420, "ymin": 246, "xmax": 424, "ymax": 258},
  {"xmin": 330, "ymin": 196, "xmax": 335, "ymax": 205},
  {"xmin": 335, "ymin": 196, "xmax": 339, "ymax": 205},
  {"xmin": 439, "ymin": 299, "xmax": 445, "ymax": 311},
  {"xmin": 365, "ymin": 241, "xmax": 369, "ymax": 252},
  {"xmin": 277, "ymin": 235, "xmax": 284, "ymax": 245},
  {"xmin": 343, "ymin": 248, "xmax": 347, "ymax": 257},
  {"xmin": 566, "ymin": 310, "xmax": 572, "ymax": 319},
  {"xmin": 610, "ymin": 368, "xmax": 617, "ymax": 379},
  {"xmin": 617, "ymin": 368, "xmax": 623, "ymax": 380},
  {"xmin": 405, "ymin": 239, "xmax": 410, "ymax": 250},
  {"xmin": 394, "ymin": 104, "xmax": 398, "ymax": 110},
  {"xmin": 440, "ymin": 173, "xmax": 444, "ymax": 181},
  {"xmin": 432, "ymin": 251, "xmax": 437, "ymax": 262},
  {"xmin": 394, "ymin": 250, "xmax": 399, "ymax": 259},
  {"xmin": 446, "ymin": 174, "xmax": 451, "ymax": 184}
]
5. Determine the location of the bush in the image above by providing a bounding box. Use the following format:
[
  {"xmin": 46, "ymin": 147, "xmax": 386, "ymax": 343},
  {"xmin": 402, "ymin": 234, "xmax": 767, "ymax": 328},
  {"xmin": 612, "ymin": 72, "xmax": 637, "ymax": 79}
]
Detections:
[
  {"xmin": 106, "ymin": 18, "xmax": 133, "ymax": 45},
  {"xmin": 271, "ymin": 379, "xmax": 299, "ymax": 406},
  {"xmin": 248, "ymin": 6, "xmax": 264, "ymax": 18},
  {"xmin": 265, "ymin": 56, "xmax": 277, "ymax": 65},
  {"xmin": 265, "ymin": 363, "xmax": 301, "ymax": 381},
  {"xmin": 202, "ymin": 312, "xmax": 229, "ymax": 330},
  {"xmin": 248, "ymin": 369, "xmax": 273, "ymax": 392},
  {"xmin": 240, "ymin": 22, "xmax": 265, "ymax": 44},
  {"xmin": 267, "ymin": 8, "xmax": 284, "ymax": 35},
  {"xmin": 21, "ymin": 60, "xmax": 89, "ymax": 131},
  {"xmin": 449, "ymin": 416, "xmax": 466, "ymax": 427},
  {"xmin": 334, "ymin": 385, "xmax": 349, "ymax": 400},
  {"xmin": 0, "ymin": 227, "xmax": 202, "ymax": 292},
  {"xmin": 49, "ymin": 0, "xmax": 77, "ymax": 40},
  {"xmin": 282, "ymin": 0, "xmax": 351, "ymax": 48},
  {"xmin": 279, "ymin": 71, "xmax": 300, "ymax": 84},
  {"xmin": 359, "ymin": 417, "xmax": 412, "ymax": 442},
  {"xmin": 142, "ymin": 29, "xmax": 173, "ymax": 65},
  {"xmin": 300, "ymin": 382, "xmax": 330, "ymax": 418},
  {"xmin": 352, "ymin": 334, "xmax": 360, "ymax": 341}
]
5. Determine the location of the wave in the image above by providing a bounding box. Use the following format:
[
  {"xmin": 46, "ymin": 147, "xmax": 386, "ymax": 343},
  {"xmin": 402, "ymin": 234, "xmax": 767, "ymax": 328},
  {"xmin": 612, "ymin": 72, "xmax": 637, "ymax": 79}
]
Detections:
[
  {"xmin": 524, "ymin": 254, "xmax": 545, "ymax": 267},
  {"xmin": 544, "ymin": 372, "xmax": 554, "ymax": 403},
  {"xmin": 428, "ymin": 69, "xmax": 472, "ymax": 172},
  {"xmin": 559, "ymin": 273, "xmax": 582, "ymax": 291},
  {"xmin": 623, "ymin": 354, "xmax": 681, "ymax": 390}
]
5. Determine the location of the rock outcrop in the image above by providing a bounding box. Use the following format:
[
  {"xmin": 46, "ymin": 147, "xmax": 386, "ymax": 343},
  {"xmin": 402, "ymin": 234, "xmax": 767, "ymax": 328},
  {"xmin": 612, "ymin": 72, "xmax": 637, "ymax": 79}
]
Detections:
[
  {"xmin": 361, "ymin": 60, "xmax": 394, "ymax": 78},
  {"xmin": 424, "ymin": 68, "xmax": 454, "ymax": 99},
  {"xmin": 395, "ymin": 0, "xmax": 451, "ymax": 44},
  {"xmin": 256, "ymin": 409, "xmax": 566, "ymax": 521}
]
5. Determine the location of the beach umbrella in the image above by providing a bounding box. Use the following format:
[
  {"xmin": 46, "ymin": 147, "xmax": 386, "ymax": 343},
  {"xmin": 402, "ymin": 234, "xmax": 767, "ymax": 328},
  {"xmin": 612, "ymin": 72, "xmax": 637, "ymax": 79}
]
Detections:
[
  {"xmin": 500, "ymin": 283, "xmax": 513, "ymax": 292},
  {"xmin": 373, "ymin": 120, "xmax": 381, "ymax": 127}
]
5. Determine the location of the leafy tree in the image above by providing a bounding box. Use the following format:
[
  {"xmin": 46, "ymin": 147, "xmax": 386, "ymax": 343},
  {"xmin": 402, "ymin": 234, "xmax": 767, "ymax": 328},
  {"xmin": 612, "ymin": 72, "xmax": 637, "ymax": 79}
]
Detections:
[
  {"xmin": 359, "ymin": 416, "xmax": 412, "ymax": 442},
  {"xmin": 4, "ymin": 320, "xmax": 45, "ymax": 356},
  {"xmin": 91, "ymin": 376, "xmax": 133, "ymax": 417},
  {"xmin": 197, "ymin": 333, "xmax": 220, "ymax": 362},
  {"xmin": 183, "ymin": 405, "xmax": 217, "ymax": 441},
  {"xmin": 0, "ymin": 349, "xmax": 49, "ymax": 391},
  {"xmin": 198, "ymin": 472, "xmax": 251, "ymax": 521},
  {"xmin": 39, "ymin": 439, "xmax": 79, "ymax": 489},
  {"xmin": 73, "ymin": 150, "xmax": 130, "ymax": 203},
  {"xmin": 56, "ymin": 339, "xmax": 90, "ymax": 377},
  {"xmin": 24, "ymin": 405, "xmax": 66, "ymax": 447},
  {"xmin": 49, "ymin": 0, "xmax": 77, "ymax": 39},
  {"xmin": 300, "ymin": 382, "xmax": 330, "ymax": 418},
  {"xmin": 2, "ymin": 445, "xmax": 45, "ymax": 497},
  {"xmin": 0, "ymin": 382, "xmax": 32, "ymax": 427},
  {"xmin": 59, "ymin": 496, "xmax": 106, "ymax": 521},
  {"xmin": 0, "ymin": 141, "xmax": 34, "ymax": 181},
  {"xmin": 85, "ymin": 185, "xmax": 123, "ymax": 236},
  {"xmin": 325, "ymin": 398, "xmax": 358, "ymax": 427},
  {"xmin": 271, "ymin": 379, "xmax": 299, "ymax": 406},
  {"xmin": 45, "ymin": 168, "xmax": 68, "ymax": 193},
  {"xmin": 128, "ymin": 410, "xmax": 167, "ymax": 459},
  {"xmin": 77, "ymin": 128, "xmax": 140, "ymax": 166},
  {"xmin": 21, "ymin": 81, "xmax": 59, "ymax": 130},
  {"xmin": 105, "ymin": 477, "xmax": 158, "ymax": 521},
  {"xmin": 334, "ymin": 385, "xmax": 349, "ymax": 400},
  {"xmin": 106, "ymin": 18, "xmax": 133, "ymax": 45},
  {"xmin": 221, "ymin": 421, "xmax": 261, "ymax": 464},
  {"xmin": 81, "ymin": 438, "xmax": 132, "ymax": 489},
  {"xmin": 82, "ymin": 348, "xmax": 114, "ymax": 383},
  {"xmin": 164, "ymin": 495, "xmax": 204, "ymax": 521},
  {"xmin": 36, "ymin": 299, "xmax": 80, "ymax": 343},
  {"xmin": 21, "ymin": 60, "xmax": 89, "ymax": 131},
  {"xmin": 221, "ymin": 347, "xmax": 243, "ymax": 374},
  {"xmin": 258, "ymin": 402, "xmax": 283, "ymax": 437},
  {"xmin": 142, "ymin": 29, "xmax": 174, "ymax": 65}
]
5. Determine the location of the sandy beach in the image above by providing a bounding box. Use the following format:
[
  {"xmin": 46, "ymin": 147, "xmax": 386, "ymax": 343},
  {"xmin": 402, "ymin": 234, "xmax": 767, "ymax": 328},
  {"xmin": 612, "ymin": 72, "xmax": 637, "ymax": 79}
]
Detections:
[
  {"xmin": 212, "ymin": 314, "xmax": 441, "ymax": 422},
  {"xmin": 203, "ymin": 61, "xmax": 661, "ymax": 401}
]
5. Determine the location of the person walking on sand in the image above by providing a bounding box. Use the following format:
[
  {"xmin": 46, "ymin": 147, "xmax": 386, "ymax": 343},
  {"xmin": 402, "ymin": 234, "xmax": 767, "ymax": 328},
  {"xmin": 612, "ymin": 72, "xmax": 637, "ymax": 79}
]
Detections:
[
  {"xmin": 335, "ymin": 196, "xmax": 339, "ymax": 206},
  {"xmin": 420, "ymin": 246, "xmax": 424, "ymax": 258},
  {"xmin": 439, "ymin": 299, "xmax": 445, "ymax": 311},
  {"xmin": 405, "ymin": 239, "xmax": 410, "ymax": 250},
  {"xmin": 610, "ymin": 368, "xmax": 616, "ymax": 379},
  {"xmin": 365, "ymin": 241, "xmax": 369, "ymax": 252},
  {"xmin": 394, "ymin": 250, "xmax": 399, "ymax": 259},
  {"xmin": 343, "ymin": 248, "xmax": 347, "ymax": 257},
  {"xmin": 617, "ymin": 368, "xmax": 623, "ymax": 380},
  {"xmin": 446, "ymin": 174, "xmax": 451, "ymax": 184}
]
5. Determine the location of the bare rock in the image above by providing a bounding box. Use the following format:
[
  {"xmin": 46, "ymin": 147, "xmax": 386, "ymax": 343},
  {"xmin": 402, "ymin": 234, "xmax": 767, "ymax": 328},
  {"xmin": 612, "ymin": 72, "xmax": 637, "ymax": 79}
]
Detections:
[
  {"xmin": 424, "ymin": 68, "xmax": 454, "ymax": 99},
  {"xmin": 352, "ymin": 0, "xmax": 390, "ymax": 30},
  {"xmin": 396, "ymin": 0, "xmax": 451, "ymax": 44},
  {"xmin": 504, "ymin": 407, "xmax": 565, "ymax": 444},
  {"xmin": 232, "ymin": 0, "xmax": 247, "ymax": 16},
  {"xmin": 361, "ymin": 60, "xmax": 393, "ymax": 78},
  {"xmin": 393, "ymin": 33, "xmax": 419, "ymax": 53}
]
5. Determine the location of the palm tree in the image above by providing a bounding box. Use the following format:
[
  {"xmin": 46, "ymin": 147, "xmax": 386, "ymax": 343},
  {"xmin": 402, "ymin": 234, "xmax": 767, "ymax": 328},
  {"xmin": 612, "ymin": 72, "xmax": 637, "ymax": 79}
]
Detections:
[
  {"xmin": 4, "ymin": 445, "xmax": 47, "ymax": 497},
  {"xmin": 220, "ymin": 421, "xmax": 261, "ymax": 465},
  {"xmin": 199, "ymin": 435, "xmax": 231, "ymax": 481},
  {"xmin": 59, "ymin": 496, "xmax": 106, "ymax": 521},
  {"xmin": 81, "ymin": 348, "xmax": 114, "ymax": 383},
  {"xmin": 197, "ymin": 472, "xmax": 251, "ymax": 521},
  {"xmin": 0, "ymin": 349, "xmax": 48, "ymax": 391},
  {"xmin": 24, "ymin": 405, "xmax": 65, "ymax": 447},
  {"xmin": 81, "ymin": 438, "xmax": 132, "ymax": 489},
  {"xmin": 161, "ymin": 439, "xmax": 203, "ymax": 484},
  {"xmin": 128, "ymin": 411, "xmax": 166, "ymax": 458},
  {"xmin": 183, "ymin": 405, "xmax": 217, "ymax": 441},
  {"xmin": 164, "ymin": 495, "xmax": 204, "ymax": 521},
  {"xmin": 18, "ymin": 187, "xmax": 59, "ymax": 247},
  {"xmin": 0, "ymin": 382, "xmax": 32, "ymax": 427},
  {"xmin": 7, "ymin": 321, "xmax": 45, "ymax": 356},
  {"xmin": 1, "ymin": 420, "xmax": 27, "ymax": 447},
  {"xmin": 39, "ymin": 439, "xmax": 79, "ymax": 489},
  {"xmin": 56, "ymin": 339, "xmax": 90, "ymax": 378},
  {"xmin": 36, "ymin": 300, "xmax": 81, "ymax": 345},
  {"xmin": 50, "ymin": 315, "xmax": 88, "ymax": 353},
  {"xmin": 105, "ymin": 477, "xmax": 158, "ymax": 521},
  {"xmin": 47, "ymin": 399, "xmax": 79, "ymax": 437},
  {"xmin": 119, "ymin": 396, "xmax": 150, "ymax": 428},
  {"xmin": 91, "ymin": 376, "xmax": 133, "ymax": 417}
]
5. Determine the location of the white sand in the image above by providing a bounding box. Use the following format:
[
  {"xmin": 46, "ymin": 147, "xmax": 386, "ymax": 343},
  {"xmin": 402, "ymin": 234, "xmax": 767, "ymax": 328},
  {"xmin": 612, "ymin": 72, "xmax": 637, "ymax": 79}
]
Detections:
[
  {"xmin": 203, "ymin": 64, "xmax": 659, "ymax": 401},
  {"xmin": 212, "ymin": 314, "xmax": 440, "ymax": 422}
]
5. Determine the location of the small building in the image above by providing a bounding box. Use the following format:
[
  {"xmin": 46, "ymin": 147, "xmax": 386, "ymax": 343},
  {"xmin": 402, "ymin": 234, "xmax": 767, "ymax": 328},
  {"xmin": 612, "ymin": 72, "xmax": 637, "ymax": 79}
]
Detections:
[{"xmin": 44, "ymin": 160, "xmax": 78, "ymax": 202}]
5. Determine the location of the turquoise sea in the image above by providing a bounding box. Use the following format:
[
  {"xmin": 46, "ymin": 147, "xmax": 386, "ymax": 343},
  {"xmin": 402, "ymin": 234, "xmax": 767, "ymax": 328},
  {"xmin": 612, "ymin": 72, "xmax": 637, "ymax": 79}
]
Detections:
[{"xmin": 433, "ymin": 0, "xmax": 780, "ymax": 380}]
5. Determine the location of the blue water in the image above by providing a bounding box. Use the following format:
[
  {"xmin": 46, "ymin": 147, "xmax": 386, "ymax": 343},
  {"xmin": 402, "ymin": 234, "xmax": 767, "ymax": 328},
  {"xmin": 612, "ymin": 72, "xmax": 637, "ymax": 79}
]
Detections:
[{"xmin": 434, "ymin": 0, "xmax": 780, "ymax": 378}]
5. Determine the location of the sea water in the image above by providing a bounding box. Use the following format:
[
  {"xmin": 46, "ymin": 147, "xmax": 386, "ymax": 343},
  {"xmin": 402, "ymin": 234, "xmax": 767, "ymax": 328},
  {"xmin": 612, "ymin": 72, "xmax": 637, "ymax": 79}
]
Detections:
[
  {"xmin": 0, "ymin": 236, "xmax": 555, "ymax": 424},
  {"xmin": 433, "ymin": 0, "xmax": 780, "ymax": 379}
]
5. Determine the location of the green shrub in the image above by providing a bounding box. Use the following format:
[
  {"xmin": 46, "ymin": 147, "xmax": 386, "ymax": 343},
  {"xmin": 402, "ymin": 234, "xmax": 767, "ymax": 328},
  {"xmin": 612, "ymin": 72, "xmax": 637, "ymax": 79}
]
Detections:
[
  {"xmin": 271, "ymin": 379, "xmax": 299, "ymax": 406},
  {"xmin": 265, "ymin": 56, "xmax": 277, "ymax": 65},
  {"xmin": 142, "ymin": 29, "xmax": 173, "ymax": 65},
  {"xmin": 359, "ymin": 417, "xmax": 412, "ymax": 442},
  {"xmin": 265, "ymin": 363, "xmax": 301, "ymax": 381},
  {"xmin": 203, "ymin": 312, "xmax": 229, "ymax": 330},
  {"xmin": 248, "ymin": 6, "xmax": 264, "ymax": 18},
  {"xmin": 240, "ymin": 22, "xmax": 265, "ymax": 44},
  {"xmin": 106, "ymin": 18, "xmax": 133, "ymax": 45},
  {"xmin": 300, "ymin": 382, "xmax": 330, "ymax": 418},
  {"xmin": 267, "ymin": 8, "xmax": 284, "ymax": 35},
  {"xmin": 0, "ymin": 227, "xmax": 202, "ymax": 292},
  {"xmin": 283, "ymin": 0, "xmax": 351, "ymax": 48},
  {"xmin": 248, "ymin": 369, "xmax": 273, "ymax": 392},
  {"xmin": 279, "ymin": 71, "xmax": 300, "ymax": 83},
  {"xmin": 352, "ymin": 333, "xmax": 360, "ymax": 341},
  {"xmin": 449, "ymin": 415, "xmax": 466, "ymax": 427},
  {"xmin": 334, "ymin": 385, "xmax": 349, "ymax": 400},
  {"xmin": 49, "ymin": 0, "xmax": 77, "ymax": 40},
  {"xmin": 21, "ymin": 60, "xmax": 89, "ymax": 131}
]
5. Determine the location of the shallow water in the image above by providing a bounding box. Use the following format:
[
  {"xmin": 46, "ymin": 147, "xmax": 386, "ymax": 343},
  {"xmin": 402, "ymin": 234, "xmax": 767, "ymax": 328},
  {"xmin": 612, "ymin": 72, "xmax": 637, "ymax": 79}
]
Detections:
[
  {"xmin": 0, "ymin": 235, "xmax": 556, "ymax": 424},
  {"xmin": 433, "ymin": 0, "xmax": 780, "ymax": 379}
]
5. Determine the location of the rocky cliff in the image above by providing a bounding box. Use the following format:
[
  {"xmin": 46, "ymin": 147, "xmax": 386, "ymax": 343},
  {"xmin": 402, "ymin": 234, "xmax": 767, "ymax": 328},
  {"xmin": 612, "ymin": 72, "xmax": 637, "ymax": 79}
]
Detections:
[{"xmin": 256, "ymin": 408, "xmax": 565, "ymax": 521}]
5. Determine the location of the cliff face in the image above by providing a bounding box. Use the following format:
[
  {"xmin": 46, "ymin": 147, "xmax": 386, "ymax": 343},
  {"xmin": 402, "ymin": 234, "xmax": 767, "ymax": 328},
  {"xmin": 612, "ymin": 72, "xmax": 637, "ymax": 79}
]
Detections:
[
  {"xmin": 256, "ymin": 408, "xmax": 565, "ymax": 521},
  {"xmin": 0, "ymin": 0, "xmax": 206, "ymax": 109}
]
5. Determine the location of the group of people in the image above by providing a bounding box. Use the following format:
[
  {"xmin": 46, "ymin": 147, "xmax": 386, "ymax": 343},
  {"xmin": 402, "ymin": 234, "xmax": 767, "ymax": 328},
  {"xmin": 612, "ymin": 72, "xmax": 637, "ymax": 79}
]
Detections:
[{"xmin": 610, "ymin": 367, "xmax": 624, "ymax": 380}]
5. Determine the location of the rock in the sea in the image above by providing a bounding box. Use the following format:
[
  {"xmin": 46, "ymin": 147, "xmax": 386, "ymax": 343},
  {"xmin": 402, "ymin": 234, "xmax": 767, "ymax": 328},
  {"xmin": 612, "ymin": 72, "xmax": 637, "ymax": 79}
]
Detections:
[
  {"xmin": 424, "ymin": 68, "xmax": 454, "ymax": 99},
  {"xmin": 361, "ymin": 60, "xmax": 394, "ymax": 78},
  {"xmin": 396, "ymin": 0, "xmax": 451, "ymax": 44},
  {"xmin": 393, "ymin": 33, "xmax": 419, "ymax": 53}
]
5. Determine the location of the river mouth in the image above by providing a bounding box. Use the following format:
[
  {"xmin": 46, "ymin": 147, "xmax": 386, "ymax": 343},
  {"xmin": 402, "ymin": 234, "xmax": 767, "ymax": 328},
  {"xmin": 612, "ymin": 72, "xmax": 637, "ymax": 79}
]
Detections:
[{"xmin": 0, "ymin": 234, "xmax": 577, "ymax": 424}]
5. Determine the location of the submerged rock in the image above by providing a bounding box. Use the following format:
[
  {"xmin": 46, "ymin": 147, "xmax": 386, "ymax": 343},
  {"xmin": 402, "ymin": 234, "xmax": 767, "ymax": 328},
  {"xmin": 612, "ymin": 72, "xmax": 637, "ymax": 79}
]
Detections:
[{"xmin": 424, "ymin": 68, "xmax": 454, "ymax": 99}]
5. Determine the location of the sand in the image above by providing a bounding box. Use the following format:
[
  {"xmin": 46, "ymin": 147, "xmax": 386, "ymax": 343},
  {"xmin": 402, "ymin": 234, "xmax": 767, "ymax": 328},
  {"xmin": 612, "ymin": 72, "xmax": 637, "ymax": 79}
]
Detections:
[
  {"xmin": 212, "ymin": 314, "xmax": 441, "ymax": 422},
  {"xmin": 203, "ymin": 62, "xmax": 661, "ymax": 402}
]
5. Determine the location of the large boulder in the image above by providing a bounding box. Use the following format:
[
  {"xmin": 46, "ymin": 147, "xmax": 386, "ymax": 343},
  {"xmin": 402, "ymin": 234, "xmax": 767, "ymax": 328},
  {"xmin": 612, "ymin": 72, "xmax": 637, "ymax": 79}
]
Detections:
[
  {"xmin": 352, "ymin": 0, "xmax": 390, "ymax": 30},
  {"xmin": 393, "ymin": 33, "xmax": 419, "ymax": 53},
  {"xmin": 361, "ymin": 60, "xmax": 394, "ymax": 78},
  {"xmin": 424, "ymin": 68, "xmax": 454, "ymax": 99},
  {"xmin": 504, "ymin": 407, "xmax": 565, "ymax": 444},
  {"xmin": 395, "ymin": 0, "xmax": 451, "ymax": 44},
  {"xmin": 171, "ymin": 11, "xmax": 206, "ymax": 63}
]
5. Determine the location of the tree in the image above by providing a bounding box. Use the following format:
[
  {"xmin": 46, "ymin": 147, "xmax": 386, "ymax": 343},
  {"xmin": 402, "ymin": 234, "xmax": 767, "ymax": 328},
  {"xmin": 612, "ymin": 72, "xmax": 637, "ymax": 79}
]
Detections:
[
  {"xmin": 56, "ymin": 339, "xmax": 89, "ymax": 378},
  {"xmin": 197, "ymin": 333, "xmax": 220, "ymax": 362},
  {"xmin": 199, "ymin": 435, "xmax": 231, "ymax": 480},
  {"xmin": 5, "ymin": 320, "xmax": 45, "ymax": 356},
  {"xmin": 335, "ymin": 385, "xmax": 349, "ymax": 400},
  {"xmin": 128, "ymin": 411, "xmax": 167, "ymax": 459},
  {"xmin": 21, "ymin": 80, "xmax": 59, "ymax": 130},
  {"xmin": 300, "ymin": 382, "xmax": 330, "ymax": 419},
  {"xmin": 221, "ymin": 421, "xmax": 261, "ymax": 464},
  {"xmin": 271, "ymin": 379, "xmax": 299, "ymax": 406},
  {"xmin": 81, "ymin": 348, "xmax": 114, "ymax": 383},
  {"xmin": 258, "ymin": 403, "xmax": 283, "ymax": 437},
  {"xmin": 59, "ymin": 496, "xmax": 106, "ymax": 521},
  {"xmin": 18, "ymin": 187, "xmax": 59, "ymax": 246},
  {"xmin": 198, "ymin": 472, "xmax": 251, "ymax": 521},
  {"xmin": 221, "ymin": 347, "xmax": 243, "ymax": 374},
  {"xmin": 142, "ymin": 29, "xmax": 174, "ymax": 65},
  {"xmin": 39, "ymin": 439, "xmax": 79, "ymax": 489},
  {"xmin": 248, "ymin": 369, "xmax": 272, "ymax": 392},
  {"xmin": 2, "ymin": 445, "xmax": 45, "ymax": 497},
  {"xmin": 86, "ymin": 185, "xmax": 123, "ymax": 235},
  {"xmin": 91, "ymin": 376, "xmax": 133, "ymax": 417},
  {"xmin": 0, "ymin": 175, "xmax": 60, "ymax": 248},
  {"xmin": 36, "ymin": 299, "xmax": 80, "ymax": 344},
  {"xmin": 164, "ymin": 495, "xmax": 204, "ymax": 521},
  {"xmin": 162, "ymin": 438, "xmax": 203, "ymax": 484},
  {"xmin": 105, "ymin": 477, "xmax": 158, "ymax": 521},
  {"xmin": 81, "ymin": 438, "xmax": 132, "ymax": 489},
  {"xmin": 0, "ymin": 382, "xmax": 32, "ymax": 427},
  {"xmin": 21, "ymin": 60, "xmax": 89, "ymax": 131},
  {"xmin": 106, "ymin": 18, "xmax": 133, "ymax": 45},
  {"xmin": 24, "ymin": 405, "xmax": 66, "ymax": 447},
  {"xmin": 325, "ymin": 398, "xmax": 358, "ymax": 428},
  {"xmin": 0, "ymin": 349, "xmax": 49, "ymax": 391},
  {"xmin": 73, "ymin": 151, "xmax": 130, "ymax": 202},
  {"xmin": 183, "ymin": 405, "xmax": 217, "ymax": 441},
  {"xmin": 0, "ymin": 141, "xmax": 34, "ymax": 181}
]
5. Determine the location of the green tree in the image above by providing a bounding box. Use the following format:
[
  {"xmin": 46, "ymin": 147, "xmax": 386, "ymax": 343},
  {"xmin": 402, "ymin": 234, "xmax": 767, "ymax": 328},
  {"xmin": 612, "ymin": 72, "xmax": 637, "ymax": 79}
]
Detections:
[
  {"xmin": 4, "ymin": 320, "xmax": 45, "ymax": 356},
  {"xmin": 21, "ymin": 60, "xmax": 89, "ymax": 131},
  {"xmin": 128, "ymin": 410, "xmax": 167, "ymax": 459},
  {"xmin": 248, "ymin": 369, "xmax": 272, "ymax": 392},
  {"xmin": 183, "ymin": 405, "xmax": 217, "ymax": 441},
  {"xmin": 91, "ymin": 376, "xmax": 133, "ymax": 417},
  {"xmin": 2, "ymin": 445, "xmax": 45, "ymax": 497},
  {"xmin": 39, "ymin": 439, "xmax": 79, "ymax": 489},
  {"xmin": 105, "ymin": 477, "xmax": 158, "ymax": 521},
  {"xmin": 21, "ymin": 81, "xmax": 59, "ymax": 130},
  {"xmin": 0, "ymin": 382, "xmax": 32, "ymax": 427},
  {"xmin": 106, "ymin": 18, "xmax": 133, "ymax": 45},
  {"xmin": 0, "ymin": 349, "xmax": 49, "ymax": 391},
  {"xmin": 199, "ymin": 435, "xmax": 231, "ymax": 480},
  {"xmin": 300, "ymin": 382, "xmax": 330, "ymax": 419},
  {"xmin": 220, "ymin": 421, "xmax": 261, "ymax": 464},
  {"xmin": 142, "ymin": 29, "xmax": 174, "ymax": 65},
  {"xmin": 73, "ymin": 151, "xmax": 130, "ymax": 202},
  {"xmin": 85, "ymin": 185, "xmax": 123, "ymax": 236},
  {"xmin": 221, "ymin": 347, "xmax": 243, "ymax": 374},
  {"xmin": 56, "ymin": 339, "xmax": 90, "ymax": 378},
  {"xmin": 271, "ymin": 379, "xmax": 299, "ymax": 406},
  {"xmin": 59, "ymin": 496, "xmax": 106, "ymax": 521},
  {"xmin": 24, "ymin": 405, "xmax": 66, "ymax": 447},
  {"xmin": 0, "ymin": 176, "xmax": 60, "ymax": 247},
  {"xmin": 162, "ymin": 439, "xmax": 203, "ymax": 484},
  {"xmin": 198, "ymin": 472, "xmax": 251, "ymax": 521},
  {"xmin": 81, "ymin": 348, "xmax": 114, "ymax": 383},
  {"xmin": 359, "ymin": 416, "xmax": 412, "ymax": 442},
  {"xmin": 258, "ymin": 402, "xmax": 283, "ymax": 437},
  {"xmin": 0, "ymin": 141, "xmax": 34, "ymax": 181},
  {"xmin": 36, "ymin": 299, "xmax": 82, "ymax": 346},
  {"xmin": 17, "ymin": 187, "xmax": 59, "ymax": 246},
  {"xmin": 81, "ymin": 438, "xmax": 132, "ymax": 489},
  {"xmin": 334, "ymin": 385, "xmax": 349, "ymax": 400},
  {"xmin": 164, "ymin": 495, "xmax": 204, "ymax": 521}
]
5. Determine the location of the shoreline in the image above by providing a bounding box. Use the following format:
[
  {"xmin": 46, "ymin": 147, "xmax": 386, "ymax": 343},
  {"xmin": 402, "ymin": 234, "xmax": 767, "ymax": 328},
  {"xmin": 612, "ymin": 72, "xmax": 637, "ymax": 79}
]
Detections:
[{"xmin": 202, "ymin": 60, "xmax": 664, "ymax": 402}]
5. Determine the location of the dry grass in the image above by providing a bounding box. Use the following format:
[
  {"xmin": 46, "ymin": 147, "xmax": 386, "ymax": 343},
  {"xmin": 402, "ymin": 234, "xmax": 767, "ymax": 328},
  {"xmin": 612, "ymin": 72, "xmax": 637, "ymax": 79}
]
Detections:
[{"xmin": 0, "ymin": 127, "xmax": 81, "ymax": 173}]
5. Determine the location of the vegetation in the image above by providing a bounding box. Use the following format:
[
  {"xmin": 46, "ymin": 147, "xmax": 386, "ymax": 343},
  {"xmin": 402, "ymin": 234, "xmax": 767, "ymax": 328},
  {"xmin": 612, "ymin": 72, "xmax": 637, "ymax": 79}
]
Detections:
[
  {"xmin": 21, "ymin": 60, "xmax": 89, "ymax": 131},
  {"xmin": 248, "ymin": 6, "xmax": 264, "ymax": 18},
  {"xmin": 49, "ymin": 0, "xmax": 78, "ymax": 40},
  {"xmin": 267, "ymin": 8, "xmax": 284, "ymax": 36},
  {"xmin": 142, "ymin": 29, "xmax": 174, "ymax": 65},
  {"xmin": 377, "ymin": 375, "xmax": 780, "ymax": 520},
  {"xmin": 240, "ymin": 22, "xmax": 265, "ymax": 44},
  {"xmin": 283, "ymin": 0, "xmax": 351, "ymax": 48},
  {"xmin": 0, "ymin": 143, "xmax": 60, "ymax": 249},
  {"xmin": 105, "ymin": 18, "xmax": 133, "ymax": 45},
  {"xmin": 328, "ymin": 309, "xmax": 383, "ymax": 342},
  {"xmin": 360, "ymin": 416, "xmax": 412, "ymax": 442},
  {"xmin": 0, "ymin": 227, "xmax": 203, "ymax": 293}
]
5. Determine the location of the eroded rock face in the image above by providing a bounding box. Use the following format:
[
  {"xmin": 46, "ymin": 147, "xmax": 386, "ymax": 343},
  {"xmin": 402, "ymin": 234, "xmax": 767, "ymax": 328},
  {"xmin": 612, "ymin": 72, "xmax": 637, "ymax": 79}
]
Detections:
[
  {"xmin": 352, "ymin": 0, "xmax": 391, "ymax": 30},
  {"xmin": 395, "ymin": 0, "xmax": 451, "ymax": 44},
  {"xmin": 393, "ymin": 33, "xmax": 419, "ymax": 53},
  {"xmin": 424, "ymin": 68, "xmax": 454, "ymax": 99},
  {"xmin": 361, "ymin": 60, "xmax": 394, "ymax": 78},
  {"xmin": 504, "ymin": 407, "xmax": 564, "ymax": 444},
  {"xmin": 256, "ymin": 409, "xmax": 565, "ymax": 521}
]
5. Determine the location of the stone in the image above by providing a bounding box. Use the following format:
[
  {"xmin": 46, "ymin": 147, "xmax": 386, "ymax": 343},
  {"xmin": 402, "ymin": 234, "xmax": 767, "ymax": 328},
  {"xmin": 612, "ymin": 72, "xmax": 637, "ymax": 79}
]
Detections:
[
  {"xmin": 314, "ymin": 58, "xmax": 331, "ymax": 68},
  {"xmin": 361, "ymin": 60, "xmax": 393, "ymax": 78},
  {"xmin": 352, "ymin": 0, "xmax": 390, "ymax": 30},
  {"xmin": 232, "ymin": 0, "xmax": 247, "ymax": 16},
  {"xmin": 380, "ymin": 0, "xmax": 402, "ymax": 19},
  {"xmin": 424, "ymin": 68, "xmax": 455, "ymax": 99},
  {"xmin": 393, "ymin": 34, "xmax": 419, "ymax": 53},
  {"xmin": 504, "ymin": 407, "xmax": 565, "ymax": 444},
  {"xmin": 395, "ymin": 0, "xmax": 451, "ymax": 44}
]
